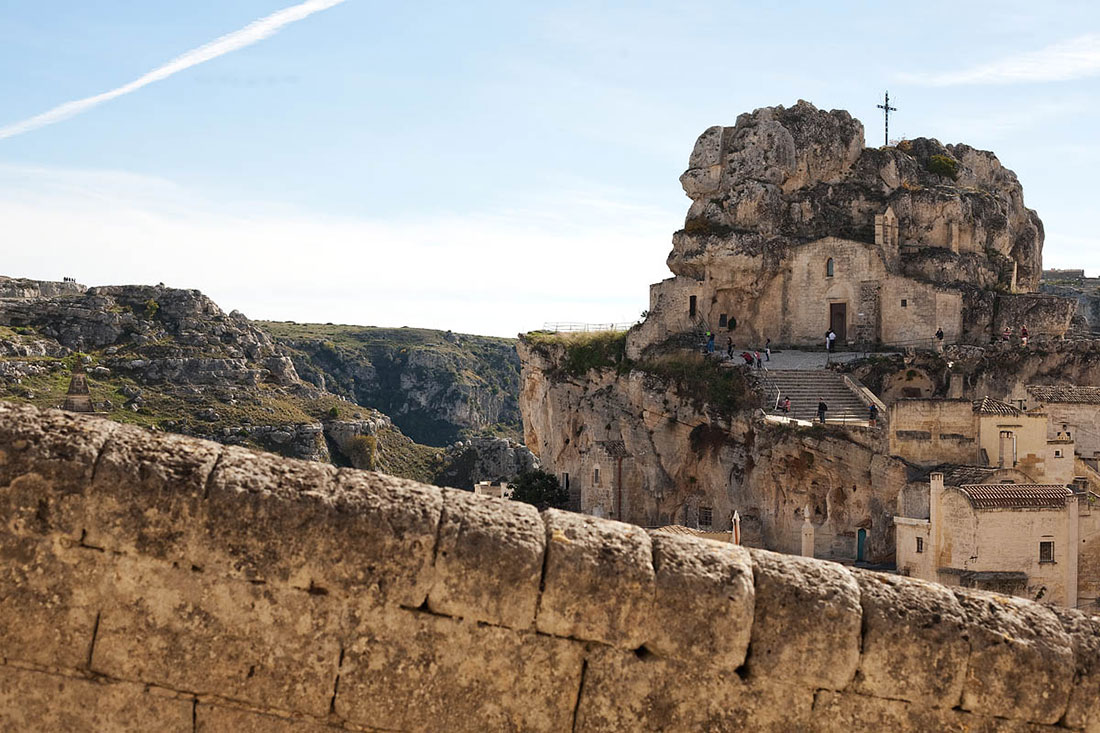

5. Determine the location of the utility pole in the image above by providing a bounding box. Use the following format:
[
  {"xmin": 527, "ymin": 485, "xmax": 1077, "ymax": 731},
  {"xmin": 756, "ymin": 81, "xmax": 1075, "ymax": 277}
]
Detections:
[{"xmin": 877, "ymin": 91, "xmax": 897, "ymax": 146}]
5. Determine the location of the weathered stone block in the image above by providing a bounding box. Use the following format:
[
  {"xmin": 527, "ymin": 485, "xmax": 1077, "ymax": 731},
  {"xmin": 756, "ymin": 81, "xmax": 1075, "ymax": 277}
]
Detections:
[
  {"xmin": 575, "ymin": 645, "xmax": 813, "ymax": 732},
  {"xmin": 746, "ymin": 548, "xmax": 860, "ymax": 689},
  {"xmin": 850, "ymin": 570, "xmax": 968, "ymax": 706},
  {"xmin": 1052, "ymin": 607, "xmax": 1100, "ymax": 731},
  {"xmin": 204, "ymin": 451, "xmax": 441, "ymax": 606},
  {"xmin": 336, "ymin": 610, "xmax": 583, "ymax": 732},
  {"xmin": 0, "ymin": 404, "xmax": 115, "ymax": 538},
  {"xmin": 0, "ymin": 666, "xmax": 192, "ymax": 732},
  {"xmin": 91, "ymin": 555, "xmax": 341, "ymax": 718},
  {"xmin": 953, "ymin": 588, "xmax": 1073, "ymax": 724},
  {"xmin": 647, "ymin": 533, "xmax": 753, "ymax": 667},
  {"xmin": 0, "ymin": 532, "xmax": 100, "ymax": 670},
  {"xmin": 536, "ymin": 509, "xmax": 654, "ymax": 647},
  {"xmin": 811, "ymin": 690, "xmax": 1062, "ymax": 732},
  {"xmin": 196, "ymin": 704, "xmax": 337, "ymax": 732},
  {"xmin": 428, "ymin": 488, "xmax": 544, "ymax": 629},
  {"xmin": 83, "ymin": 425, "xmax": 219, "ymax": 560}
]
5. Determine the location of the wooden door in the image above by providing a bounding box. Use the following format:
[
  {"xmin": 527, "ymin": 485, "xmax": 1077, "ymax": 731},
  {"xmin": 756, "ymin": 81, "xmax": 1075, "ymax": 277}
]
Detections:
[{"xmin": 829, "ymin": 303, "xmax": 847, "ymax": 344}]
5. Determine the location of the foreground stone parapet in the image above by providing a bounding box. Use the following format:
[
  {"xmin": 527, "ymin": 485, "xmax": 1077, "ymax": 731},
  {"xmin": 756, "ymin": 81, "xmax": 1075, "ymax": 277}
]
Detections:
[
  {"xmin": 428, "ymin": 488, "xmax": 544, "ymax": 628},
  {"xmin": 647, "ymin": 533, "xmax": 754, "ymax": 667},
  {"xmin": 0, "ymin": 403, "xmax": 1097, "ymax": 731},
  {"xmin": 536, "ymin": 509, "xmax": 654, "ymax": 647},
  {"xmin": 850, "ymin": 570, "xmax": 969, "ymax": 706},
  {"xmin": 953, "ymin": 590, "xmax": 1074, "ymax": 724},
  {"xmin": 748, "ymin": 549, "xmax": 862, "ymax": 690}
]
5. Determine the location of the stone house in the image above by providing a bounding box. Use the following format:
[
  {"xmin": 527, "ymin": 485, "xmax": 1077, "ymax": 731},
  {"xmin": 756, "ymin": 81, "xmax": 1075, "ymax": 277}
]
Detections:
[
  {"xmin": 1022, "ymin": 385, "xmax": 1100, "ymax": 462},
  {"xmin": 895, "ymin": 472, "xmax": 1100, "ymax": 607},
  {"xmin": 889, "ymin": 396, "xmax": 1075, "ymax": 485}
]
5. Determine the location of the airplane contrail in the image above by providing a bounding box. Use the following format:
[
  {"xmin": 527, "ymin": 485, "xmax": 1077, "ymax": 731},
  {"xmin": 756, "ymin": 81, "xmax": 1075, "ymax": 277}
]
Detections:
[{"xmin": 0, "ymin": 0, "xmax": 347, "ymax": 141}]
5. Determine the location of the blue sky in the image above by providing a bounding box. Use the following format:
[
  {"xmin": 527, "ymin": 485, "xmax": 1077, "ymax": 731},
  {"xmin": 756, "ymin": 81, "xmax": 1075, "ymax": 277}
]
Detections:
[{"xmin": 1, "ymin": 1, "xmax": 1098, "ymax": 336}]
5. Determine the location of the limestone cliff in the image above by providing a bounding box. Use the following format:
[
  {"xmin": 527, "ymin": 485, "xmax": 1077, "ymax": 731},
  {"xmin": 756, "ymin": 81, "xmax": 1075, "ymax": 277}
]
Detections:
[
  {"xmin": 0, "ymin": 276, "xmax": 536, "ymax": 489},
  {"xmin": 518, "ymin": 336, "xmax": 905, "ymax": 563},
  {"xmin": 261, "ymin": 321, "xmax": 522, "ymax": 446},
  {"xmin": 677, "ymin": 100, "xmax": 1043, "ymax": 291}
]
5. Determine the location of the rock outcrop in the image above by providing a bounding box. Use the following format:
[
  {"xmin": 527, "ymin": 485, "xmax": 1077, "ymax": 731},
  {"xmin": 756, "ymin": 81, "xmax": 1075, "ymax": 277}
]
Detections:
[
  {"xmin": 518, "ymin": 338, "xmax": 905, "ymax": 563},
  {"xmin": 263, "ymin": 322, "xmax": 522, "ymax": 447},
  {"xmin": 677, "ymin": 100, "xmax": 1043, "ymax": 291}
]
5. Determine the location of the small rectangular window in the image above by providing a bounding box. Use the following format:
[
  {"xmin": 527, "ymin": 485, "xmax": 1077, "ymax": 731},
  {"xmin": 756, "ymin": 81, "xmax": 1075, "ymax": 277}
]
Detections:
[
  {"xmin": 689, "ymin": 295, "xmax": 697, "ymax": 318},
  {"xmin": 718, "ymin": 314, "xmax": 728, "ymax": 328},
  {"xmin": 1055, "ymin": 450, "xmax": 1062, "ymax": 458},
  {"xmin": 1039, "ymin": 541, "xmax": 1055, "ymax": 563},
  {"xmin": 916, "ymin": 537, "xmax": 924, "ymax": 553},
  {"xmin": 593, "ymin": 467, "xmax": 600, "ymax": 485},
  {"xmin": 699, "ymin": 506, "xmax": 713, "ymax": 528},
  {"xmin": 901, "ymin": 299, "xmax": 908, "ymax": 308}
]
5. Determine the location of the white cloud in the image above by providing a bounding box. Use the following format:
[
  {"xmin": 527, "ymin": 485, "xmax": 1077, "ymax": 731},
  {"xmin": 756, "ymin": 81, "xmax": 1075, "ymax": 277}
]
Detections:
[
  {"xmin": 900, "ymin": 33, "xmax": 1100, "ymax": 86},
  {"xmin": 0, "ymin": 0, "xmax": 346, "ymax": 140},
  {"xmin": 0, "ymin": 164, "xmax": 678, "ymax": 337}
]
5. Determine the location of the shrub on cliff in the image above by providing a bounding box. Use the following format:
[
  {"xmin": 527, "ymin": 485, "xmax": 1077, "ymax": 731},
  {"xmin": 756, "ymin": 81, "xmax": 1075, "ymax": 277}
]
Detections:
[
  {"xmin": 926, "ymin": 154, "xmax": 959, "ymax": 180},
  {"xmin": 348, "ymin": 434, "xmax": 377, "ymax": 470},
  {"xmin": 527, "ymin": 330, "xmax": 629, "ymax": 377},
  {"xmin": 639, "ymin": 353, "xmax": 748, "ymax": 417},
  {"xmin": 511, "ymin": 469, "xmax": 569, "ymax": 511}
]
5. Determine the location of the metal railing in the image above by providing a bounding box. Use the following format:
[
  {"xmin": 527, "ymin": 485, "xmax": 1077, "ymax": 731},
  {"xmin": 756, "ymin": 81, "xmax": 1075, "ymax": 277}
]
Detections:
[{"xmin": 541, "ymin": 322, "xmax": 637, "ymax": 333}]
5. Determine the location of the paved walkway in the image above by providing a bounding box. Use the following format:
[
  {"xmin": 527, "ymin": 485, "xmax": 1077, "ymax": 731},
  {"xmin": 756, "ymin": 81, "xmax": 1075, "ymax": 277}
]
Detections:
[{"xmin": 724, "ymin": 349, "xmax": 895, "ymax": 371}]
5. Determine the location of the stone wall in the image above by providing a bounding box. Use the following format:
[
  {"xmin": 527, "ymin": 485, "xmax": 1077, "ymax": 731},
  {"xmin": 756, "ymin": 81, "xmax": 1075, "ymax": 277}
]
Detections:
[{"xmin": 3, "ymin": 403, "xmax": 1100, "ymax": 731}]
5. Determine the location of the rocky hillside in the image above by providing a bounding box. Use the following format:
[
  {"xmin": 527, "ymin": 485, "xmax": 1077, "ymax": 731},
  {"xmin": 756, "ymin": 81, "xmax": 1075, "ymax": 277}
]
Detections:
[
  {"xmin": 260, "ymin": 321, "xmax": 522, "ymax": 446},
  {"xmin": 678, "ymin": 100, "xmax": 1043, "ymax": 291},
  {"xmin": 0, "ymin": 277, "xmax": 532, "ymax": 487}
]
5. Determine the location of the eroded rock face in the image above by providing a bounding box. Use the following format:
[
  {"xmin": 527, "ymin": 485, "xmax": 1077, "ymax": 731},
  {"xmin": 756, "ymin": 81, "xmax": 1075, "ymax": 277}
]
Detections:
[
  {"xmin": 518, "ymin": 339, "xmax": 906, "ymax": 563},
  {"xmin": 675, "ymin": 100, "xmax": 1044, "ymax": 291}
]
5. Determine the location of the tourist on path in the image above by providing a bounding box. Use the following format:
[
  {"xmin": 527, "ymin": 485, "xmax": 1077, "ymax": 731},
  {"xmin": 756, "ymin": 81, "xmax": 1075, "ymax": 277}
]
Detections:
[
  {"xmin": 765, "ymin": 338, "xmax": 771, "ymax": 361},
  {"xmin": 868, "ymin": 403, "xmax": 878, "ymax": 427},
  {"xmin": 754, "ymin": 351, "xmax": 762, "ymax": 369},
  {"xmin": 782, "ymin": 396, "xmax": 791, "ymax": 414},
  {"xmin": 1021, "ymin": 325, "xmax": 1029, "ymax": 346},
  {"xmin": 726, "ymin": 337, "xmax": 734, "ymax": 359},
  {"xmin": 817, "ymin": 400, "xmax": 828, "ymax": 424},
  {"xmin": 706, "ymin": 331, "xmax": 715, "ymax": 353},
  {"xmin": 826, "ymin": 329, "xmax": 836, "ymax": 353}
]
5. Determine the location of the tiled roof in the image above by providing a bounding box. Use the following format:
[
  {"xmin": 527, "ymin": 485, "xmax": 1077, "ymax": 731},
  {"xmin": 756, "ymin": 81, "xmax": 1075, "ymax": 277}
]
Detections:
[
  {"xmin": 972, "ymin": 397, "xmax": 1021, "ymax": 417},
  {"xmin": 914, "ymin": 465, "xmax": 997, "ymax": 487},
  {"xmin": 1027, "ymin": 385, "xmax": 1100, "ymax": 405},
  {"xmin": 650, "ymin": 525, "xmax": 732, "ymax": 543},
  {"xmin": 958, "ymin": 484, "xmax": 1071, "ymax": 509}
]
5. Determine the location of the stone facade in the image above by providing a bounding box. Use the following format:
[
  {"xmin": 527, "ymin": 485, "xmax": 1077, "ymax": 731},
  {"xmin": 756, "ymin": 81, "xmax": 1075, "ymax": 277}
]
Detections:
[
  {"xmin": 896, "ymin": 473, "xmax": 1100, "ymax": 608},
  {"xmin": 890, "ymin": 397, "xmax": 1075, "ymax": 485},
  {"xmin": 3, "ymin": 403, "xmax": 1100, "ymax": 731},
  {"xmin": 621, "ymin": 101, "xmax": 1077, "ymax": 357}
]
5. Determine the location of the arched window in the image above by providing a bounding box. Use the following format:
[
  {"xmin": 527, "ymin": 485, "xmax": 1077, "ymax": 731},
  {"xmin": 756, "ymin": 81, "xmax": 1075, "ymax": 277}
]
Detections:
[{"xmin": 826, "ymin": 258, "xmax": 835, "ymax": 277}]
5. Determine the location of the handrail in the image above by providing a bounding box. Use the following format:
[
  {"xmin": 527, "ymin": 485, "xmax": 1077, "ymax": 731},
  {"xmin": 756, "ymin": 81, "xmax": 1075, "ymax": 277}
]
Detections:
[{"xmin": 541, "ymin": 322, "xmax": 637, "ymax": 333}]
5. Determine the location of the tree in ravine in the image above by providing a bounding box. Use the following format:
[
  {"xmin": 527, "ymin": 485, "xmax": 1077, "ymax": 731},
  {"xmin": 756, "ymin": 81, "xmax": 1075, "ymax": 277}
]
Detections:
[{"xmin": 510, "ymin": 469, "xmax": 569, "ymax": 512}]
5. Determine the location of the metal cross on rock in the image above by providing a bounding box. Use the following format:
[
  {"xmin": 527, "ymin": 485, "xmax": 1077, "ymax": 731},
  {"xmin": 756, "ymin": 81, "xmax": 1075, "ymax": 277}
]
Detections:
[{"xmin": 877, "ymin": 91, "xmax": 897, "ymax": 146}]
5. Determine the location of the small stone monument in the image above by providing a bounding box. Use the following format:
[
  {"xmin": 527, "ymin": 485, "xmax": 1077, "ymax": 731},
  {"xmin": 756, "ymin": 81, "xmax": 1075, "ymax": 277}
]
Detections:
[
  {"xmin": 800, "ymin": 506, "xmax": 815, "ymax": 558},
  {"xmin": 62, "ymin": 368, "xmax": 95, "ymax": 413}
]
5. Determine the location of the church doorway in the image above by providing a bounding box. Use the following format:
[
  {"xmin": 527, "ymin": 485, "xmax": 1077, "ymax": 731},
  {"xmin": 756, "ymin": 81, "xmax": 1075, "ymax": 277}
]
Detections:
[
  {"xmin": 829, "ymin": 303, "xmax": 847, "ymax": 344},
  {"xmin": 856, "ymin": 528, "xmax": 867, "ymax": 562}
]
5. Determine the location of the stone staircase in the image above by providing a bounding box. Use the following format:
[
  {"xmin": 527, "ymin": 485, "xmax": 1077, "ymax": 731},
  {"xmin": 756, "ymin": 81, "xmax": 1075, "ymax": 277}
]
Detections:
[{"xmin": 761, "ymin": 369, "xmax": 871, "ymax": 424}]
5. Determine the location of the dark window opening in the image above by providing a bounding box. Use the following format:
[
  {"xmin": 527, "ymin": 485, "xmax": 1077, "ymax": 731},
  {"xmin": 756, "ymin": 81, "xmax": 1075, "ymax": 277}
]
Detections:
[
  {"xmin": 901, "ymin": 299, "xmax": 908, "ymax": 308},
  {"xmin": 826, "ymin": 258, "xmax": 835, "ymax": 277},
  {"xmin": 593, "ymin": 468, "xmax": 600, "ymax": 485},
  {"xmin": 718, "ymin": 314, "xmax": 727, "ymax": 328},
  {"xmin": 916, "ymin": 537, "xmax": 924, "ymax": 553},
  {"xmin": 1039, "ymin": 541, "xmax": 1054, "ymax": 564},
  {"xmin": 689, "ymin": 295, "xmax": 697, "ymax": 318},
  {"xmin": 699, "ymin": 506, "xmax": 713, "ymax": 528}
]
